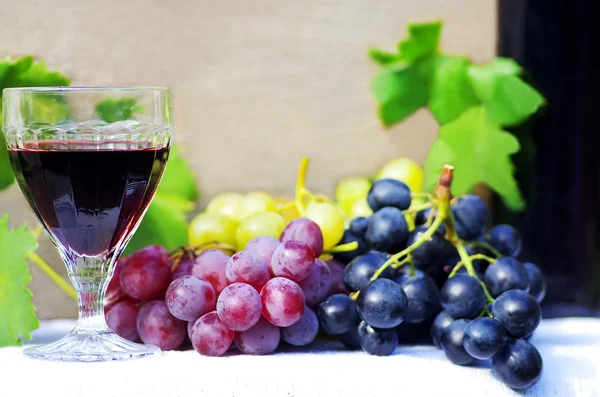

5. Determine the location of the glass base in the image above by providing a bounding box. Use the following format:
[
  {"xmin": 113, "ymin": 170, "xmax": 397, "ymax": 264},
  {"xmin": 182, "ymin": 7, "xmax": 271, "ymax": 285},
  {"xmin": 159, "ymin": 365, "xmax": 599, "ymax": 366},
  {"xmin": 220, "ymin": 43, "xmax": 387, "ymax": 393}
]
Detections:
[{"xmin": 23, "ymin": 328, "xmax": 160, "ymax": 362}]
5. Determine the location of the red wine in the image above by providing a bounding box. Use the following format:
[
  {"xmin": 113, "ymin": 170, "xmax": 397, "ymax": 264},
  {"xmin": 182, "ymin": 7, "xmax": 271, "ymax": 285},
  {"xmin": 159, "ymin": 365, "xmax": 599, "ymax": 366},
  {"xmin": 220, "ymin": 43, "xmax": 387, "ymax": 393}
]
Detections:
[{"xmin": 9, "ymin": 142, "xmax": 169, "ymax": 256}]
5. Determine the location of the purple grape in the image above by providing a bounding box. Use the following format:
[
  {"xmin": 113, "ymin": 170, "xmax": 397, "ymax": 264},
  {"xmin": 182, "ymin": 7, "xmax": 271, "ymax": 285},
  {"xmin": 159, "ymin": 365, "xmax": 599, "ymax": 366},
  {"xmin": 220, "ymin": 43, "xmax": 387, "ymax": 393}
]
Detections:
[
  {"xmin": 326, "ymin": 259, "xmax": 349, "ymax": 295},
  {"xmin": 234, "ymin": 317, "xmax": 281, "ymax": 355},
  {"xmin": 281, "ymin": 307, "xmax": 318, "ymax": 346},
  {"xmin": 244, "ymin": 236, "xmax": 281, "ymax": 273},
  {"xmin": 216, "ymin": 282, "xmax": 262, "ymax": 331},
  {"xmin": 191, "ymin": 249, "xmax": 230, "ymax": 295},
  {"xmin": 106, "ymin": 300, "xmax": 139, "ymax": 341},
  {"xmin": 271, "ymin": 240, "xmax": 315, "ymax": 282},
  {"xmin": 165, "ymin": 275, "xmax": 216, "ymax": 321},
  {"xmin": 225, "ymin": 251, "xmax": 270, "ymax": 291},
  {"xmin": 172, "ymin": 257, "xmax": 195, "ymax": 279},
  {"xmin": 261, "ymin": 277, "xmax": 305, "ymax": 327},
  {"xmin": 298, "ymin": 259, "xmax": 332, "ymax": 308},
  {"xmin": 190, "ymin": 311, "xmax": 234, "ymax": 356},
  {"xmin": 280, "ymin": 217, "xmax": 324, "ymax": 257},
  {"xmin": 136, "ymin": 300, "xmax": 186, "ymax": 351},
  {"xmin": 120, "ymin": 245, "xmax": 172, "ymax": 301}
]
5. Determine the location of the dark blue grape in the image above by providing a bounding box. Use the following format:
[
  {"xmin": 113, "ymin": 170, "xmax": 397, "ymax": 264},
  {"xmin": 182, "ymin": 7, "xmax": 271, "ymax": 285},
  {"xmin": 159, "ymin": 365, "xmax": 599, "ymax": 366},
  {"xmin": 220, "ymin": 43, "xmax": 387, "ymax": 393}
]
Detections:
[
  {"xmin": 492, "ymin": 338, "xmax": 543, "ymax": 389},
  {"xmin": 357, "ymin": 321, "xmax": 398, "ymax": 356},
  {"xmin": 340, "ymin": 326, "xmax": 361, "ymax": 349},
  {"xmin": 333, "ymin": 229, "xmax": 368, "ymax": 264},
  {"xmin": 463, "ymin": 317, "xmax": 507, "ymax": 360},
  {"xmin": 415, "ymin": 207, "xmax": 446, "ymax": 234},
  {"xmin": 344, "ymin": 252, "xmax": 394, "ymax": 292},
  {"xmin": 350, "ymin": 217, "xmax": 369, "ymax": 237},
  {"xmin": 440, "ymin": 319, "xmax": 474, "ymax": 365},
  {"xmin": 431, "ymin": 311, "xmax": 455, "ymax": 348},
  {"xmin": 396, "ymin": 317, "xmax": 434, "ymax": 344},
  {"xmin": 395, "ymin": 271, "xmax": 440, "ymax": 323},
  {"xmin": 440, "ymin": 274, "xmax": 485, "ymax": 319},
  {"xmin": 468, "ymin": 241, "xmax": 494, "ymax": 274},
  {"xmin": 483, "ymin": 256, "xmax": 529, "ymax": 298},
  {"xmin": 367, "ymin": 178, "xmax": 411, "ymax": 211},
  {"xmin": 317, "ymin": 294, "xmax": 360, "ymax": 335},
  {"xmin": 357, "ymin": 279, "xmax": 407, "ymax": 329},
  {"xmin": 406, "ymin": 225, "xmax": 445, "ymax": 268},
  {"xmin": 492, "ymin": 290, "xmax": 541, "ymax": 338},
  {"xmin": 524, "ymin": 263, "xmax": 546, "ymax": 303},
  {"xmin": 452, "ymin": 195, "xmax": 488, "ymax": 241},
  {"xmin": 364, "ymin": 207, "xmax": 409, "ymax": 253},
  {"xmin": 486, "ymin": 224, "xmax": 522, "ymax": 257}
]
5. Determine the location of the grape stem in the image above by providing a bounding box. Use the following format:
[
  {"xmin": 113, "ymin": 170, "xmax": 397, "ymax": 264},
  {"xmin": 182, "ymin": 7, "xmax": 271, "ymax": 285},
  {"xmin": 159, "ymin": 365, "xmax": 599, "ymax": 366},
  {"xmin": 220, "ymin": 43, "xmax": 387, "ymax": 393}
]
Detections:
[
  {"xmin": 391, "ymin": 256, "xmax": 411, "ymax": 270},
  {"xmin": 295, "ymin": 157, "xmax": 313, "ymax": 214},
  {"xmin": 410, "ymin": 192, "xmax": 434, "ymax": 200},
  {"xmin": 447, "ymin": 254, "xmax": 495, "ymax": 278},
  {"xmin": 326, "ymin": 241, "xmax": 359, "ymax": 254},
  {"xmin": 404, "ymin": 201, "xmax": 433, "ymax": 215},
  {"xmin": 26, "ymin": 252, "xmax": 77, "ymax": 301},
  {"xmin": 469, "ymin": 240, "xmax": 503, "ymax": 258}
]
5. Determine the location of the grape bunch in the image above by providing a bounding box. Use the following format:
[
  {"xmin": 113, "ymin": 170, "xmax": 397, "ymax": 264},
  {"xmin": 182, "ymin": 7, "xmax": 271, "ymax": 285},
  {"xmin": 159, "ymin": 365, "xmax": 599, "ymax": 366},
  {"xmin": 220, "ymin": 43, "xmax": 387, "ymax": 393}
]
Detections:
[{"xmin": 317, "ymin": 165, "xmax": 546, "ymax": 390}]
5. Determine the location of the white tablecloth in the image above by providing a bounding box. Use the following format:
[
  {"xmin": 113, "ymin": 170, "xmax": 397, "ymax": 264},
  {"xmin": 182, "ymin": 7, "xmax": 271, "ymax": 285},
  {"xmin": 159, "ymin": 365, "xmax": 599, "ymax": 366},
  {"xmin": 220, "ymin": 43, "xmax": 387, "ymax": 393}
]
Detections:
[{"xmin": 1, "ymin": 318, "xmax": 599, "ymax": 397}]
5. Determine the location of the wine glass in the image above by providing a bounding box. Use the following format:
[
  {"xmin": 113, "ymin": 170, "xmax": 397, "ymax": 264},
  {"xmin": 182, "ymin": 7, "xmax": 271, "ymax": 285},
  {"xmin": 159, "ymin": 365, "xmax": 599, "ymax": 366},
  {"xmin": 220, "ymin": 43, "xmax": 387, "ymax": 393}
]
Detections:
[{"xmin": 2, "ymin": 87, "xmax": 172, "ymax": 361}]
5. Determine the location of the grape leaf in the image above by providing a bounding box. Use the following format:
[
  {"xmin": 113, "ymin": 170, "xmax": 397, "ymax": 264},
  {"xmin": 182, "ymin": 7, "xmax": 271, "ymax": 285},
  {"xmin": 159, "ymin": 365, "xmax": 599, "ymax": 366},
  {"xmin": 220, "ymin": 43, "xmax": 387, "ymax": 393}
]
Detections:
[
  {"xmin": 423, "ymin": 106, "xmax": 525, "ymax": 211},
  {"xmin": 0, "ymin": 215, "xmax": 39, "ymax": 347},
  {"xmin": 368, "ymin": 48, "xmax": 400, "ymax": 66},
  {"xmin": 397, "ymin": 21, "xmax": 442, "ymax": 62},
  {"xmin": 95, "ymin": 97, "xmax": 144, "ymax": 123},
  {"xmin": 156, "ymin": 145, "xmax": 200, "ymax": 202},
  {"xmin": 0, "ymin": 56, "xmax": 70, "ymax": 192},
  {"xmin": 428, "ymin": 56, "xmax": 479, "ymax": 124}
]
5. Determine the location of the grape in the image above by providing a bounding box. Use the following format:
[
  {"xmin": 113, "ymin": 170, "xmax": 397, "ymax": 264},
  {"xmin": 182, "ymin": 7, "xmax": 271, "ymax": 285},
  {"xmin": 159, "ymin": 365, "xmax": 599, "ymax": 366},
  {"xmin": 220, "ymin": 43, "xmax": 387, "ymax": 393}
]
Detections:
[
  {"xmin": 357, "ymin": 321, "xmax": 398, "ymax": 356},
  {"xmin": 303, "ymin": 202, "xmax": 345, "ymax": 250},
  {"xmin": 206, "ymin": 192, "xmax": 244, "ymax": 219},
  {"xmin": 524, "ymin": 263, "xmax": 546, "ymax": 302},
  {"xmin": 216, "ymin": 282, "xmax": 262, "ymax": 331},
  {"xmin": 440, "ymin": 319, "xmax": 474, "ymax": 365},
  {"xmin": 234, "ymin": 317, "xmax": 281, "ymax": 355},
  {"xmin": 106, "ymin": 300, "xmax": 139, "ymax": 341},
  {"xmin": 333, "ymin": 229, "xmax": 368, "ymax": 264},
  {"xmin": 298, "ymin": 259, "xmax": 332, "ymax": 308},
  {"xmin": 326, "ymin": 258, "xmax": 348, "ymax": 294},
  {"xmin": 343, "ymin": 251, "xmax": 392, "ymax": 292},
  {"xmin": 271, "ymin": 240, "xmax": 315, "ymax": 282},
  {"xmin": 375, "ymin": 157, "xmax": 424, "ymax": 193},
  {"xmin": 452, "ymin": 195, "xmax": 488, "ymax": 241},
  {"xmin": 486, "ymin": 224, "xmax": 522, "ymax": 257},
  {"xmin": 236, "ymin": 212, "xmax": 285, "ymax": 251},
  {"xmin": 492, "ymin": 289, "xmax": 541, "ymax": 338},
  {"xmin": 357, "ymin": 279, "xmax": 407, "ymax": 329},
  {"xmin": 244, "ymin": 236, "xmax": 281, "ymax": 274},
  {"xmin": 483, "ymin": 256, "xmax": 529, "ymax": 297},
  {"xmin": 281, "ymin": 307, "xmax": 318, "ymax": 346},
  {"xmin": 367, "ymin": 179, "xmax": 411, "ymax": 211},
  {"xmin": 260, "ymin": 277, "xmax": 305, "ymax": 327},
  {"xmin": 364, "ymin": 207, "xmax": 409, "ymax": 253},
  {"xmin": 120, "ymin": 246, "xmax": 172, "ymax": 301},
  {"xmin": 172, "ymin": 256, "xmax": 195, "ymax": 280},
  {"xmin": 275, "ymin": 196, "xmax": 301, "ymax": 223},
  {"xmin": 190, "ymin": 311, "xmax": 235, "ymax": 356},
  {"xmin": 430, "ymin": 311, "xmax": 455, "ymax": 348},
  {"xmin": 105, "ymin": 256, "xmax": 127, "ymax": 306},
  {"xmin": 236, "ymin": 191, "xmax": 277, "ymax": 220},
  {"xmin": 439, "ymin": 274, "xmax": 485, "ymax": 319},
  {"xmin": 335, "ymin": 176, "xmax": 372, "ymax": 216},
  {"xmin": 349, "ymin": 197, "xmax": 374, "ymax": 218},
  {"xmin": 191, "ymin": 249, "xmax": 230, "ymax": 295},
  {"xmin": 349, "ymin": 216, "xmax": 369, "ymax": 237},
  {"xmin": 136, "ymin": 300, "xmax": 186, "ymax": 351},
  {"xmin": 317, "ymin": 293, "xmax": 359, "ymax": 335},
  {"xmin": 395, "ymin": 271, "xmax": 441, "ymax": 323},
  {"xmin": 406, "ymin": 225, "xmax": 445, "ymax": 267},
  {"xmin": 492, "ymin": 338, "xmax": 543, "ymax": 389},
  {"xmin": 165, "ymin": 276, "xmax": 216, "ymax": 322},
  {"xmin": 188, "ymin": 212, "xmax": 237, "ymax": 247},
  {"xmin": 340, "ymin": 326, "xmax": 361, "ymax": 349},
  {"xmin": 462, "ymin": 317, "xmax": 507, "ymax": 360},
  {"xmin": 225, "ymin": 251, "xmax": 270, "ymax": 291},
  {"xmin": 279, "ymin": 217, "xmax": 324, "ymax": 257},
  {"xmin": 415, "ymin": 206, "xmax": 433, "ymax": 226}
]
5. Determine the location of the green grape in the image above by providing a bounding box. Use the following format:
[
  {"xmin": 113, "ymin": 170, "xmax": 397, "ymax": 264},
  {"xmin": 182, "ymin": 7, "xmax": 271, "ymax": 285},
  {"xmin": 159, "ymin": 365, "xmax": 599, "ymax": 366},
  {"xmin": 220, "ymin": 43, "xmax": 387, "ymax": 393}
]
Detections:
[
  {"xmin": 236, "ymin": 212, "xmax": 285, "ymax": 250},
  {"xmin": 206, "ymin": 192, "xmax": 244, "ymax": 219},
  {"xmin": 236, "ymin": 191, "xmax": 277, "ymax": 220},
  {"xmin": 375, "ymin": 157, "xmax": 424, "ymax": 193},
  {"xmin": 335, "ymin": 177, "xmax": 372, "ymax": 216},
  {"xmin": 189, "ymin": 212, "xmax": 237, "ymax": 247},
  {"xmin": 349, "ymin": 197, "xmax": 373, "ymax": 218},
  {"xmin": 274, "ymin": 196, "xmax": 300, "ymax": 223},
  {"xmin": 304, "ymin": 202, "xmax": 345, "ymax": 251}
]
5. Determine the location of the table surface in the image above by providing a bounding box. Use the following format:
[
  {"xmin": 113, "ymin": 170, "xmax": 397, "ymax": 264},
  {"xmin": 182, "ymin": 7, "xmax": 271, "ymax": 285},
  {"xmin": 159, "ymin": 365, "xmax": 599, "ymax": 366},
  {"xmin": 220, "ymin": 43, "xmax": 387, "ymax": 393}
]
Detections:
[{"xmin": 1, "ymin": 318, "xmax": 599, "ymax": 397}]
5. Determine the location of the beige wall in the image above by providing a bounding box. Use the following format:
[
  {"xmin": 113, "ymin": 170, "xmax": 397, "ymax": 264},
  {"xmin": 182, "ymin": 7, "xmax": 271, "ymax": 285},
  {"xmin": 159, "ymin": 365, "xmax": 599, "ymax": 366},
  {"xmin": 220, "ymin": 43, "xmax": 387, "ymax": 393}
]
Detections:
[{"xmin": 0, "ymin": 0, "xmax": 497, "ymax": 318}]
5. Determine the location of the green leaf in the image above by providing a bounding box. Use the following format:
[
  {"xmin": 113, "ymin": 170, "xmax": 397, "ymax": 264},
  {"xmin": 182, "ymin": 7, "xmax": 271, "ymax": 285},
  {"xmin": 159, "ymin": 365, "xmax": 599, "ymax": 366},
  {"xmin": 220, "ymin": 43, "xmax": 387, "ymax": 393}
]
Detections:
[
  {"xmin": 156, "ymin": 145, "xmax": 200, "ymax": 201},
  {"xmin": 428, "ymin": 56, "xmax": 479, "ymax": 124},
  {"xmin": 397, "ymin": 21, "xmax": 442, "ymax": 62},
  {"xmin": 368, "ymin": 48, "xmax": 400, "ymax": 66},
  {"xmin": 485, "ymin": 75, "xmax": 545, "ymax": 127},
  {"xmin": 0, "ymin": 215, "xmax": 39, "ymax": 347},
  {"xmin": 95, "ymin": 97, "xmax": 144, "ymax": 123},
  {"xmin": 0, "ymin": 56, "xmax": 70, "ymax": 192},
  {"xmin": 468, "ymin": 58, "xmax": 521, "ymax": 101},
  {"xmin": 423, "ymin": 106, "xmax": 525, "ymax": 211}
]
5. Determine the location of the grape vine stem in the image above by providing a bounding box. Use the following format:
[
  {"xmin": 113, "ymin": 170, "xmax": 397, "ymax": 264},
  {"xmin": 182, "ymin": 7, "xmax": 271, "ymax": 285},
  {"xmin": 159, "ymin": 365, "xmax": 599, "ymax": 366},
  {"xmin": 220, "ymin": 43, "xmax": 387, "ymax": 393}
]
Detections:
[{"xmin": 469, "ymin": 240, "xmax": 503, "ymax": 258}]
